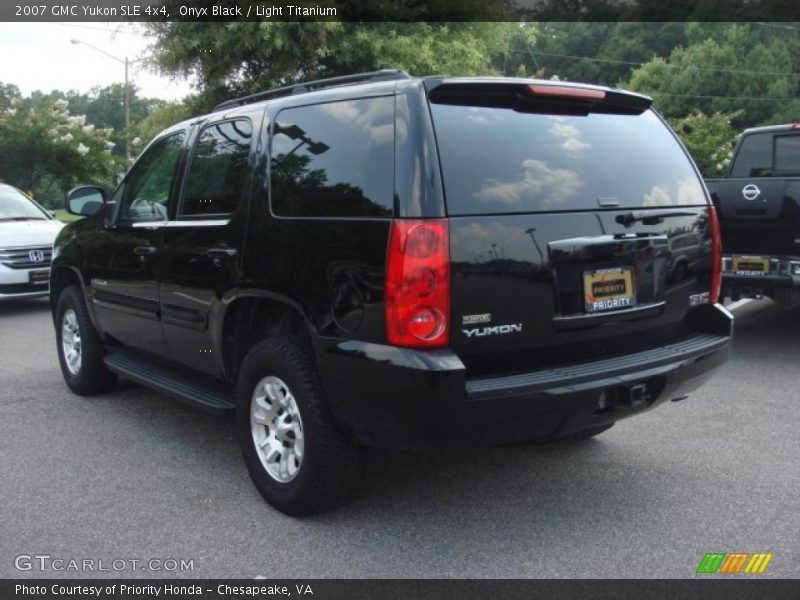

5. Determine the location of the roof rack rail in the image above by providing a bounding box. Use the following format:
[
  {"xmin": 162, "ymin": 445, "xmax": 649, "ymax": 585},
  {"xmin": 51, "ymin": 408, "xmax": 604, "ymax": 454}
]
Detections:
[{"xmin": 213, "ymin": 69, "xmax": 411, "ymax": 112}]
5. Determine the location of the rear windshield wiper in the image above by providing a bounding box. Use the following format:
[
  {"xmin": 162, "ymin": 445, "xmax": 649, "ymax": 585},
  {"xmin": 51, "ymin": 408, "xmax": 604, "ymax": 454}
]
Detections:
[{"xmin": 616, "ymin": 210, "xmax": 701, "ymax": 227}]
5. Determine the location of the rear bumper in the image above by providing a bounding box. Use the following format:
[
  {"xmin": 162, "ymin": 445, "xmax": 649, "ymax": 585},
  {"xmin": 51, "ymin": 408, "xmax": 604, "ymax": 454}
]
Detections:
[
  {"xmin": 722, "ymin": 254, "xmax": 800, "ymax": 297},
  {"xmin": 314, "ymin": 304, "xmax": 733, "ymax": 448}
]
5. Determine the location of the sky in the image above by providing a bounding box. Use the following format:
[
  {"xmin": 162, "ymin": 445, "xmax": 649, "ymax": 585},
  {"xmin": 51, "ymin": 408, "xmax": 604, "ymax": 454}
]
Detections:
[{"xmin": 0, "ymin": 22, "xmax": 194, "ymax": 101}]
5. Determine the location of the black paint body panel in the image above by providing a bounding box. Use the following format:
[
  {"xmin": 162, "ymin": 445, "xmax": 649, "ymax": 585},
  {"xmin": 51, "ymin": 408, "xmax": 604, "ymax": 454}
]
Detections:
[
  {"xmin": 51, "ymin": 76, "xmax": 732, "ymax": 448},
  {"xmin": 707, "ymin": 126, "xmax": 800, "ymax": 299}
]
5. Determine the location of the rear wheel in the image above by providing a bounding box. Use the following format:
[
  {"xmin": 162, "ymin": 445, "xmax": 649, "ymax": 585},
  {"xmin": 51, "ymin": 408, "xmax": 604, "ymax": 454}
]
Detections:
[
  {"xmin": 236, "ymin": 338, "xmax": 363, "ymax": 516},
  {"xmin": 673, "ymin": 260, "xmax": 687, "ymax": 282},
  {"xmin": 55, "ymin": 285, "xmax": 117, "ymax": 395}
]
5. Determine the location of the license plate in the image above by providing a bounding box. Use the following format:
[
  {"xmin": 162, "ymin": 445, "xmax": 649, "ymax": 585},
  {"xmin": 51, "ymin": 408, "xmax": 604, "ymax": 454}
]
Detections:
[
  {"xmin": 29, "ymin": 270, "xmax": 49, "ymax": 286},
  {"xmin": 584, "ymin": 267, "xmax": 636, "ymax": 313},
  {"xmin": 732, "ymin": 256, "xmax": 769, "ymax": 276}
]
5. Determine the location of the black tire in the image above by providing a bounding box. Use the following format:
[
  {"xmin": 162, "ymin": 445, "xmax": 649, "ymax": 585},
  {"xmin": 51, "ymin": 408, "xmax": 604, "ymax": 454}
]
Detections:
[
  {"xmin": 553, "ymin": 423, "xmax": 614, "ymax": 443},
  {"xmin": 55, "ymin": 285, "xmax": 117, "ymax": 395},
  {"xmin": 236, "ymin": 338, "xmax": 363, "ymax": 516},
  {"xmin": 673, "ymin": 261, "xmax": 687, "ymax": 282}
]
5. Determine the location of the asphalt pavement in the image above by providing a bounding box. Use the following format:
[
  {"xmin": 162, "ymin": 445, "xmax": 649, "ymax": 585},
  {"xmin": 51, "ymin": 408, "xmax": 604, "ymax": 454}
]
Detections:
[{"xmin": 0, "ymin": 296, "xmax": 797, "ymax": 578}]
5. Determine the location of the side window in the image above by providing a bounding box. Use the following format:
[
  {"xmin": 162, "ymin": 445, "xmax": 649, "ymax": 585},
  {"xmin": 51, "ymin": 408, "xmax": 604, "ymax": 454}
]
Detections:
[
  {"xmin": 181, "ymin": 119, "xmax": 253, "ymax": 217},
  {"xmin": 730, "ymin": 133, "xmax": 772, "ymax": 177},
  {"xmin": 270, "ymin": 96, "xmax": 394, "ymax": 218},
  {"xmin": 775, "ymin": 135, "xmax": 800, "ymax": 172},
  {"xmin": 120, "ymin": 132, "xmax": 185, "ymax": 222}
]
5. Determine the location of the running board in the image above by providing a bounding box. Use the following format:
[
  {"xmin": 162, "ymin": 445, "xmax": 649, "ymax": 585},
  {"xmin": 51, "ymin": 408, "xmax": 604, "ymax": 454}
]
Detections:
[{"xmin": 104, "ymin": 349, "xmax": 236, "ymax": 414}]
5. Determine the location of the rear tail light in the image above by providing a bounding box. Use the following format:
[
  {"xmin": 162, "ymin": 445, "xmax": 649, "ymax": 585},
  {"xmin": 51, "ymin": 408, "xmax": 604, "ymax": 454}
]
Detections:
[
  {"xmin": 385, "ymin": 219, "xmax": 450, "ymax": 347},
  {"xmin": 708, "ymin": 205, "xmax": 722, "ymax": 304}
]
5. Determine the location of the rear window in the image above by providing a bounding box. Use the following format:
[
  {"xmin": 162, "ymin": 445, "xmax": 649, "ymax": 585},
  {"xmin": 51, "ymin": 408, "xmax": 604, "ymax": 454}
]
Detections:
[
  {"xmin": 730, "ymin": 132, "xmax": 800, "ymax": 176},
  {"xmin": 730, "ymin": 133, "xmax": 772, "ymax": 177},
  {"xmin": 775, "ymin": 135, "xmax": 800, "ymax": 172},
  {"xmin": 429, "ymin": 105, "xmax": 706, "ymax": 215}
]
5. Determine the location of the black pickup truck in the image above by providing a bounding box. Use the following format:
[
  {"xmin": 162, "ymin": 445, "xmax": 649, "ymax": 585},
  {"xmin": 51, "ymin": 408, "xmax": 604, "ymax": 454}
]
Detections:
[{"xmin": 706, "ymin": 123, "xmax": 800, "ymax": 304}]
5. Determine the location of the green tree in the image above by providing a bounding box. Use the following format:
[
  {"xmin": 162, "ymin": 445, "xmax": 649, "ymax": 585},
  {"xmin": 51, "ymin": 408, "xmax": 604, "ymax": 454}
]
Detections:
[
  {"xmin": 625, "ymin": 23, "xmax": 800, "ymax": 128},
  {"xmin": 5, "ymin": 84, "xmax": 168, "ymax": 160},
  {"xmin": 131, "ymin": 100, "xmax": 193, "ymax": 148},
  {"xmin": 66, "ymin": 84, "xmax": 163, "ymax": 132},
  {"xmin": 514, "ymin": 22, "xmax": 685, "ymax": 84},
  {"xmin": 66, "ymin": 84, "xmax": 166, "ymax": 158},
  {"xmin": 0, "ymin": 91, "xmax": 121, "ymax": 206},
  {"xmin": 0, "ymin": 82, "xmax": 21, "ymax": 110},
  {"xmin": 669, "ymin": 110, "xmax": 742, "ymax": 177},
  {"xmin": 144, "ymin": 22, "xmax": 513, "ymax": 112}
]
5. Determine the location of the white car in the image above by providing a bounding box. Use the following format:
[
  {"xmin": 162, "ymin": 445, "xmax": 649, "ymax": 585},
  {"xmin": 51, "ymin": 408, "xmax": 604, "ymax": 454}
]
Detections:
[{"xmin": 0, "ymin": 183, "xmax": 64, "ymax": 300}]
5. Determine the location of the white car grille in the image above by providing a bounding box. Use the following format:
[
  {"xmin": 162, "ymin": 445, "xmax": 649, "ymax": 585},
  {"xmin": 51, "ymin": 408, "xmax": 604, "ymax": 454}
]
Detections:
[{"xmin": 0, "ymin": 246, "xmax": 53, "ymax": 269}]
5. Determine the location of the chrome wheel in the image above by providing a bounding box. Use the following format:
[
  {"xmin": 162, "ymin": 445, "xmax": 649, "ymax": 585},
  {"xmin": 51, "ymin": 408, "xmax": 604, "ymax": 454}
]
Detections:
[
  {"xmin": 61, "ymin": 308, "xmax": 82, "ymax": 376},
  {"xmin": 250, "ymin": 375, "xmax": 304, "ymax": 483}
]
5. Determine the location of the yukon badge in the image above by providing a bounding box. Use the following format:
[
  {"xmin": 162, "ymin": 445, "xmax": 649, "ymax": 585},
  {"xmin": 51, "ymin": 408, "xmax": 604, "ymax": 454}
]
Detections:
[{"xmin": 463, "ymin": 323, "xmax": 523, "ymax": 338}]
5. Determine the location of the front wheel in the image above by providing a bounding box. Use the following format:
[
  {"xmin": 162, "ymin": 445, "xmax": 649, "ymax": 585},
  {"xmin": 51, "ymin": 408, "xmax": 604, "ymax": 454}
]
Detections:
[
  {"xmin": 55, "ymin": 285, "xmax": 117, "ymax": 395},
  {"xmin": 236, "ymin": 338, "xmax": 363, "ymax": 516}
]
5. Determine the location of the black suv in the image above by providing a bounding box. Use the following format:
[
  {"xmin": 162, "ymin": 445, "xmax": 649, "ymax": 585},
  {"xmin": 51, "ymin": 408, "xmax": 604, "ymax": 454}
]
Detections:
[{"xmin": 51, "ymin": 70, "xmax": 732, "ymax": 515}]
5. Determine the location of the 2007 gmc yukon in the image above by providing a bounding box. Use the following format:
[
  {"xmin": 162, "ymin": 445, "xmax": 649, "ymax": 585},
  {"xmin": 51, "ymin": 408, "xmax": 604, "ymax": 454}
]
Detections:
[
  {"xmin": 706, "ymin": 123, "xmax": 800, "ymax": 304},
  {"xmin": 50, "ymin": 71, "xmax": 732, "ymax": 515}
]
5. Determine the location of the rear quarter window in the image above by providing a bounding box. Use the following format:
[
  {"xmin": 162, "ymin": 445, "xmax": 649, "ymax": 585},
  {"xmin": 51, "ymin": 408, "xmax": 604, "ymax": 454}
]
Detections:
[
  {"xmin": 269, "ymin": 96, "xmax": 394, "ymax": 218},
  {"xmin": 730, "ymin": 131, "xmax": 800, "ymax": 176},
  {"xmin": 730, "ymin": 132, "xmax": 772, "ymax": 177},
  {"xmin": 775, "ymin": 134, "xmax": 800, "ymax": 172},
  {"xmin": 429, "ymin": 104, "xmax": 706, "ymax": 215}
]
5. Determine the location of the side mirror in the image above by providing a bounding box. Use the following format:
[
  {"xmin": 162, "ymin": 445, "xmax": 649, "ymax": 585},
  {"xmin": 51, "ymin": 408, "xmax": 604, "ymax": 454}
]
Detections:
[{"xmin": 66, "ymin": 185, "xmax": 105, "ymax": 217}]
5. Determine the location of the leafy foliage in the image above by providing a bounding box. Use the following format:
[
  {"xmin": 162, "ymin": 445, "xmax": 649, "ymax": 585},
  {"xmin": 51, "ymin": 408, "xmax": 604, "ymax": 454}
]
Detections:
[
  {"xmin": 668, "ymin": 111, "xmax": 742, "ymax": 177},
  {"xmin": 65, "ymin": 84, "xmax": 165, "ymax": 157},
  {"xmin": 625, "ymin": 23, "xmax": 800, "ymax": 128},
  {"xmin": 508, "ymin": 22, "xmax": 687, "ymax": 83},
  {"xmin": 144, "ymin": 22, "xmax": 514, "ymax": 112},
  {"xmin": 518, "ymin": 22, "xmax": 798, "ymax": 172},
  {"xmin": 0, "ymin": 83, "xmax": 169, "ymax": 206},
  {"xmin": 131, "ymin": 101, "xmax": 193, "ymax": 148},
  {"xmin": 0, "ymin": 92, "xmax": 121, "ymax": 207},
  {"xmin": 2, "ymin": 21, "xmax": 798, "ymax": 207}
]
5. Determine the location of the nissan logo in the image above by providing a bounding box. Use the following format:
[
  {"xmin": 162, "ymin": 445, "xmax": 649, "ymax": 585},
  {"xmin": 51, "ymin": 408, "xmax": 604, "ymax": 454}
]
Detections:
[
  {"xmin": 28, "ymin": 250, "xmax": 45, "ymax": 262},
  {"xmin": 742, "ymin": 184, "xmax": 761, "ymax": 201}
]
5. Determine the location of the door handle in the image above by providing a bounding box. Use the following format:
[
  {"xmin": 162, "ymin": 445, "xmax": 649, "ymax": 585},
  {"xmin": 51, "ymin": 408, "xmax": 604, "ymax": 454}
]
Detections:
[
  {"xmin": 206, "ymin": 247, "xmax": 238, "ymax": 260},
  {"xmin": 133, "ymin": 245, "xmax": 158, "ymax": 256}
]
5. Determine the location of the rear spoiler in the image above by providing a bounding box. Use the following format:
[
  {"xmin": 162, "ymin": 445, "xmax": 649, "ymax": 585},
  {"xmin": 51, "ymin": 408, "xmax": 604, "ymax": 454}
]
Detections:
[{"xmin": 425, "ymin": 80, "xmax": 652, "ymax": 116}]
